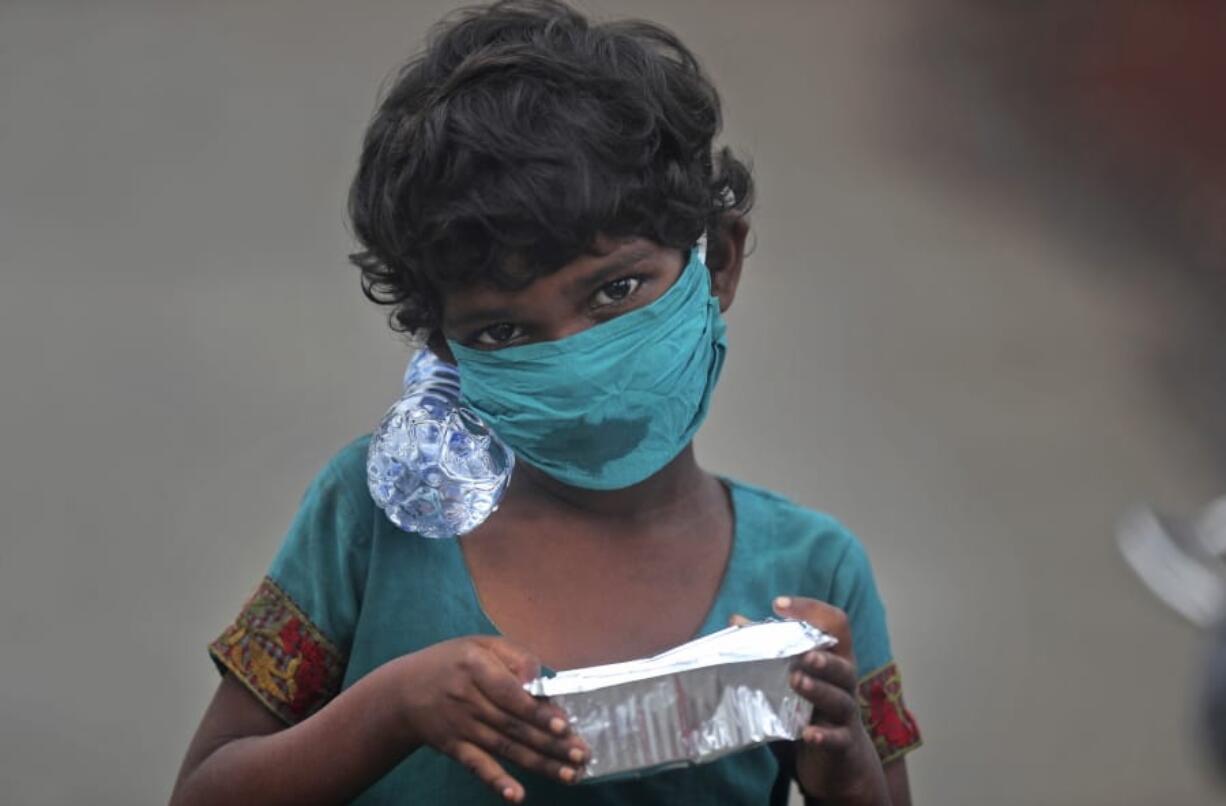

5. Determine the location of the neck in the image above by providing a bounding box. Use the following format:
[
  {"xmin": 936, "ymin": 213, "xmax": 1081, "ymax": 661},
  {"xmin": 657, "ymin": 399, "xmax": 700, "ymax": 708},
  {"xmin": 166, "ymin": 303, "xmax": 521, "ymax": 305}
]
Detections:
[{"xmin": 508, "ymin": 444, "xmax": 715, "ymax": 523}]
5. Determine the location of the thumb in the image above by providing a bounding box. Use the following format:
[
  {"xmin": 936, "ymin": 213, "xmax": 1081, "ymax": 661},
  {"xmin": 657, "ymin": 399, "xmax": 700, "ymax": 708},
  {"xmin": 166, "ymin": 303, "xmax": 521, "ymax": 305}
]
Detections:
[
  {"xmin": 727, "ymin": 613, "xmax": 752, "ymax": 627},
  {"xmin": 772, "ymin": 596, "xmax": 855, "ymax": 664}
]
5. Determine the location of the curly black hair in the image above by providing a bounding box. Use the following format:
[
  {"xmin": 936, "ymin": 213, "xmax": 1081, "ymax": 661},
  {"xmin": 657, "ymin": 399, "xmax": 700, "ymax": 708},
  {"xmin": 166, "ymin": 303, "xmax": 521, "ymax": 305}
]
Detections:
[{"xmin": 348, "ymin": 0, "xmax": 754, "ymax": 336}]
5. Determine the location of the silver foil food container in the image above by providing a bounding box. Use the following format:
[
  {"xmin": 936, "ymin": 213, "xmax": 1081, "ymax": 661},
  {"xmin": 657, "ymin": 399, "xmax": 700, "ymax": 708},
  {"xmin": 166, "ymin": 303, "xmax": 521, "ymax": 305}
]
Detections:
[{"xmin": 525, "ymin": 620, "xmax": 836, "ymax": 781}]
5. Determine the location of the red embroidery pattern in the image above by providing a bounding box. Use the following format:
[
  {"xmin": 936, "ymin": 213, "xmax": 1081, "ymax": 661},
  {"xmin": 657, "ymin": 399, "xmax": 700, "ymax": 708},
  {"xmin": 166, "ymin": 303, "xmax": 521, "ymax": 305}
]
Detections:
[
  {"xmin": 857, "ymin": 662, "xmax": 922, "ymax": 763},
  {"xmin": 209, "ymin": 577, "xmax": 344, "ymax": 724}
]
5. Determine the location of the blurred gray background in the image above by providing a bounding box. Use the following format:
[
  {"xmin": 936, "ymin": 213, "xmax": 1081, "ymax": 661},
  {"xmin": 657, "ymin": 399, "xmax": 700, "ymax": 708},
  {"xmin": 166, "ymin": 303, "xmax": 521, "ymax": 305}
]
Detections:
[{"xmin": 3, "ymin": 2, "xmax": 1225, "ymax": 804}]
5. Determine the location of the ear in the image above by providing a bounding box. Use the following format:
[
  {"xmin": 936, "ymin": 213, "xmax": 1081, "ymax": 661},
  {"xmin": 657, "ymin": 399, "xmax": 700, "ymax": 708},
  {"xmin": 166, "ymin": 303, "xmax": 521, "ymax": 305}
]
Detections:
[{"xmin": 707, "ymin": 213, "xmax": 749, "ymax": 314}]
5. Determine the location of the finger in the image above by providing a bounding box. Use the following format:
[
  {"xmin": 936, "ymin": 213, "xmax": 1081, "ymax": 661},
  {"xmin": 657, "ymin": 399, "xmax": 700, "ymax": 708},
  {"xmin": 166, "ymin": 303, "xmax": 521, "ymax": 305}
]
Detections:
[
  {"xmin": 467, "ymin": 719, "xmax": 582, "ymax": 785},
  {"xmin": 468, "ymin": 688, "xmax": 589, "ymax": 764},
  {"xmin": 449, "ymin": 740, "xmax": 525, "ymax": 803},
  {"xmin": 728, "ymin": 613, "xmax": 752, "ymax": 627},
  {"xmin": 773, "ymin": 596, "xmax": 847, "ymax": 637},
  {"xmin": 800, "ymin": 724, "xmax": 855, "ymax": 754},
  {"xmin": 794, "ymin": 649, "xmax": 858, "ymax": 694},
  {"xmin": 470, "ymin": 657, "xmax": 573, "ymax": 736},
  {"xmin": 790, "ymin": 669, "xmax": 859, "ymax": 725},
  {"xmin": 773, "ymin": 596, "xmax": 854, "ymax": 662}
]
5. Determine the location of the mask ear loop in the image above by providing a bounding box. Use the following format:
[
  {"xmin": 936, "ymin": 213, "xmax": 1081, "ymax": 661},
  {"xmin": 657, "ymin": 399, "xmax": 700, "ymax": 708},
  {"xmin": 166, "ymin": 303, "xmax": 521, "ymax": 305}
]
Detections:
[{"xmin": 698, "ymin": 186, "xmax": 737, "ymax": 266}]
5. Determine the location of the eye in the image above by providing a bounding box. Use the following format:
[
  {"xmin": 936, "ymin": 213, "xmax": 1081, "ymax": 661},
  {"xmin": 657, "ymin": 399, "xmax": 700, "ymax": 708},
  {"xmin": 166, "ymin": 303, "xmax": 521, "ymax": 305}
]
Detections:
[
  {"xmin": 473, "ymin": 322, "xmax": 523, "ymax": 348},
  {"xmin": 592, "ymin": 276, "xmax": 643, "ymax": 307}
]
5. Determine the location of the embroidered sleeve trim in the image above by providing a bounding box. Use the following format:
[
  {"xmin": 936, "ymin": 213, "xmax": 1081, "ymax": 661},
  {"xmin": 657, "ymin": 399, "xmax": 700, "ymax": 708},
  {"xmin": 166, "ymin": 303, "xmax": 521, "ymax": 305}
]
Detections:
[
  {"xmin": 209, "ymin": 577, "xmax": 345, "ymax": 725},
  {"xmin": 857, "ymin": 661, "xmax": 922, "ymax": 764}
]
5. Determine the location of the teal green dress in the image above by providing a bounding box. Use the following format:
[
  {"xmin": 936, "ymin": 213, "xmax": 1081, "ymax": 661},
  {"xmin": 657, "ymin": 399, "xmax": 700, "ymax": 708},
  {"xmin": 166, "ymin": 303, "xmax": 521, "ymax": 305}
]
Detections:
[{"xmin": 210, "ymin": 437, "xmax": 921, "ymax": 804}]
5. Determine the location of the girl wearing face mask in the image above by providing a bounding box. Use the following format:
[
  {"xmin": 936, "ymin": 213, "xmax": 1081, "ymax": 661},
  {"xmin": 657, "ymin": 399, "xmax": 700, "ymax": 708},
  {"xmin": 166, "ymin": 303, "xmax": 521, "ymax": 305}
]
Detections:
[{"xmin": 171, "ymin": 2, "xmax": 921, "ymax": 804}]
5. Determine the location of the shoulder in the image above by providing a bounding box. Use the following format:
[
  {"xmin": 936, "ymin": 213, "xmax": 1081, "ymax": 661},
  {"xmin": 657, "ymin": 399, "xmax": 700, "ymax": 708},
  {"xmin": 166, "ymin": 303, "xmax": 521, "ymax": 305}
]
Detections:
[
  {"xmin": 297, "ymin": 436, "xmax": 375, "ymax": 524},
  {"xmin": 272, "ymin": 435, "xmax": 377, "ymax": 563},
  {"xmin": 313, "ymin": 434, "xmax": 372, "ymax": 502},
  {"xmin": 725, "ymin": 477, "xmax": 865, "ymax": 568},
  {"xmin": 724, "ymin": 477, "xmax": 882, "ymax": 628}
]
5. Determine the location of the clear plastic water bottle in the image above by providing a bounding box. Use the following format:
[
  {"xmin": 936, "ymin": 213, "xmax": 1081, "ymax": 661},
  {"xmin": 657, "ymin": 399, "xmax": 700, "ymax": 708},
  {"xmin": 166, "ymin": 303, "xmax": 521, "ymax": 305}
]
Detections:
[{"xmin": 367, "ymin": 350, "xmax": 514, "ymax": 538}]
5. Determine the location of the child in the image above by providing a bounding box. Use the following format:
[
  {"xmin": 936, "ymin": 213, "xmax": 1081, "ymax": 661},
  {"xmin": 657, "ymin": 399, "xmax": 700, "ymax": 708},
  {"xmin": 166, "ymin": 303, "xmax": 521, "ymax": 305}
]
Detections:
[{"xmin": 171, "ymin": 2, "xmax": 921, "ymax": 803}]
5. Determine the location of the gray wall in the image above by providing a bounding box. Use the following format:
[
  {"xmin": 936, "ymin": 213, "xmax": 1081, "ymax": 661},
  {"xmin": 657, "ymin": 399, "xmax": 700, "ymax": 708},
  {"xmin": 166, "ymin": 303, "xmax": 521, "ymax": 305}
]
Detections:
[{"xmin": 1, "ymin": 2, "xmax": 1222, "ymax": 804}]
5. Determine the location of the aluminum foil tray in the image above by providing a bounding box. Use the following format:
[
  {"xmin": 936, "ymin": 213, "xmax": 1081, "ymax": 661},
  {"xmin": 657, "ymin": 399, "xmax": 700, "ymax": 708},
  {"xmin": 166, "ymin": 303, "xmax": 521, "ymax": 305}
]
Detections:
[{"xmin": 525, "ymin": 620, "xmax": 835, "ymax": 780}]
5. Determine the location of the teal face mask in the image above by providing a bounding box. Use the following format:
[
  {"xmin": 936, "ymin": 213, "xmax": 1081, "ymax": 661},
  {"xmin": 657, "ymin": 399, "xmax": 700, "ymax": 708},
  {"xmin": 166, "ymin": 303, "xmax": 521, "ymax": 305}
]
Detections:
[{"xmin": 447, "ymin": 245, "xmax": 727, "ymax": 490}]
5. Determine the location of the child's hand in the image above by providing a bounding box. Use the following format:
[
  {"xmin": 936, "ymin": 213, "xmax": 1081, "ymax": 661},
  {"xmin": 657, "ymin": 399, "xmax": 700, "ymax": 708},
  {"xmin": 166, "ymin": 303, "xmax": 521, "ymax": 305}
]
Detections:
[
  {"xmin": 729, "ymin": 598, "xmax": 888, "ymax": 805},
  {"xmin": 393, "ymin": 636, "xmax": 588, "ymax": 803},
  {"xmin": 773, "ymin": 596, "xmax": 888, "ymax": 805}
]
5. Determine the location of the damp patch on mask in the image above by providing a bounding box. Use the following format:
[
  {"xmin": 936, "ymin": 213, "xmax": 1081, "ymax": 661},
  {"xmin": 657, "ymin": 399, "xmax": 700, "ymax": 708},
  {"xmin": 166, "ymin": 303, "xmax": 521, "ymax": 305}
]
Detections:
[{"xmin": 525, "ymin": 416, "xmax": 651, "ymax": 472}]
